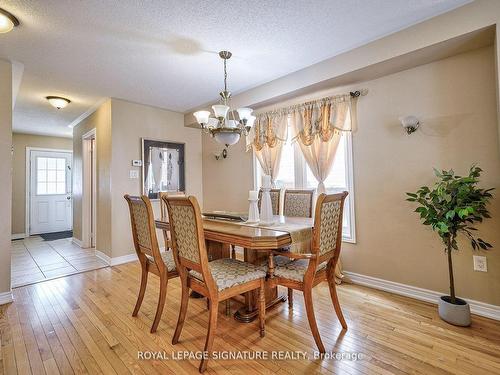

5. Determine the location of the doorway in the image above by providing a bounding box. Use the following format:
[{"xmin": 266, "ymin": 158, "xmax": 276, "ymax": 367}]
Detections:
[
  {"xmin": 82, "ymin": 129, "xmax": 97, "ymax": 249},
  {"xmin": 27, "ymin": 148, "xmax": 73, "ymax": 235}
]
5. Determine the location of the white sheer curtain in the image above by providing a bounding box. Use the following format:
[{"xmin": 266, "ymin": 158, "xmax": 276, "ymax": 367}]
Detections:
[{"xmin": 289, "ymin": 98, "xmax": 352, "ymax": 194}]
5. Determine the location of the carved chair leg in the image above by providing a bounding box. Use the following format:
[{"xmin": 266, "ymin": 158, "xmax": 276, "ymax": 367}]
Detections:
[
  {"xmin": 172, "ymin": 276, "xmax": 190, "ymax": 344},
  {"xmin": 231, "ymin": 244, "xmax": 236, "ymax": 259},
  {"xmin": 199, "ymin": 298, "xmax": 219, "ymax": 373},
  {"xmin": 288, "ymin": 288, "xmax": 293, "ymax": 308},
  {"xmin": 304, "ymin": 288, "xmax": 325, "ymax": 353},
  {"xmin": 267, "ymin": 253, "xmax": 275, "ymax": 279},
  {"xmin": 259, "ymin": 279, "xmax": 266, "ymax": 337},
  {"xmin": 225, "ymin": 300, "xmax": 231, "ymax": 316},
  {"xmin": 151, "ymin": 276, "xmax": 168, "ymax": 333},
  {"xmin": 133, "ymin": 263, "xmax": 148, "ymax": 317},
  {"xmin": 328, "ymin": 273, "xmax": 347, "ymax": 330}
]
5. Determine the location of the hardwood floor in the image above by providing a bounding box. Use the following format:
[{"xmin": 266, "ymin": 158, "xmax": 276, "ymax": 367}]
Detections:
[{"xmin": 1, "ymin": 261, "xmax": 500, "ymax": 374}]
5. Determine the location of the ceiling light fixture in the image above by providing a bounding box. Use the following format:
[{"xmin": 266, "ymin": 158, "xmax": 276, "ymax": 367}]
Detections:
[
  {"xmin": 46, "ymin": 96, "xmax": 71, "ymax": 109},
  {"xmin": 193, "ymin": 51, "xmax": 255, "ymax": 146},
  {"xmin": 0, "ymin": 8, "xmax": 19, "ymax": 33}
]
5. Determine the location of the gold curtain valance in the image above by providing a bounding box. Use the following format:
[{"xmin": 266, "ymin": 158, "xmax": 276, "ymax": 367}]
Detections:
[{"xmin": 247, "ymin": 92, "xmax": 357, "ymax": 150}]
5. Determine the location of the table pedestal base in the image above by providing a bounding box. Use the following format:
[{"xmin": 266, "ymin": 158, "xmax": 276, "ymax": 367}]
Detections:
[{"xmin": 234, "ymin": 294, "xmax": 287, "ymax": 323}]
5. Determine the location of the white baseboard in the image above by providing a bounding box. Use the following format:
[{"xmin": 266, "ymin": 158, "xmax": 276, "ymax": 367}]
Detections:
[
  {"xmin": 110, "ymin": 253, "xmax": 137, "ymax": 266},
  {"xmin": 0, "ymin": 291, "xmax": 13, "ymax": 305},
  {"xmin": 11, "ymin": 233, "xmax": 26, "ymax": 240},
  {"xmin": 344, "ymin": 271, "xmax": 500, "ymax": 321},
  {"xmin": 95, "ymin": 249, "xmax": 111, "ymax": 264},
  {"xmin": 94, "ymin": 250, "xmax": 137, "ymax": 267},
  {"xmin": 71, "ymin": 237, "xmax": 83, "ymax": 247}
]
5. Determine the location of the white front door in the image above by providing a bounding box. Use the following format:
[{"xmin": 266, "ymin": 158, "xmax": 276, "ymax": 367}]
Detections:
[{"xmin": 29, "ymin": 150, "xmax": 73, "ymax": 235}]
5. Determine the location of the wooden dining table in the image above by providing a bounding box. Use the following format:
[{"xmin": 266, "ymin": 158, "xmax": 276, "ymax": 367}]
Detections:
[{"xmin": 155, "ymin": 213, "xmax": 314, "ymax": 323}]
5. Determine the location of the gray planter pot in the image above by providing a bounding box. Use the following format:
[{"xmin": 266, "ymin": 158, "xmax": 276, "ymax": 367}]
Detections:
[{"xmin": 438, "ymin": 296, "xmax": 471, "ymax": 326}]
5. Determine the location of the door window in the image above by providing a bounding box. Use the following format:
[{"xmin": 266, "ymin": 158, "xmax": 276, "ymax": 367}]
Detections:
[{"xmin": 36, "ymin": 157, "xmax": 66, "ymax": 195}]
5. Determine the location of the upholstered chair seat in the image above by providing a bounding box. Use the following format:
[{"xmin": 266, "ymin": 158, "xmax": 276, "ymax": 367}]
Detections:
[
  {"xmin": 189, "ymin": 258, "xmax": 267, "ymax": 291},
  {"xmin": 145, "ymin": 250, "xmax": 176, "ymax": 273},
  {"xmin": 274, "ymin": 259, "xmax": 327, "ymax": 282},
  {"xmin": 258, "ymin": 254, "xmax": 293, "ymax": 271}
]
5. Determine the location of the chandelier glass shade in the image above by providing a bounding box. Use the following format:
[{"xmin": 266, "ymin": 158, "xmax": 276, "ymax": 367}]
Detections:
[{"xmin": 193, "ymin": 51, "xmax": 255, "ymax": 145}]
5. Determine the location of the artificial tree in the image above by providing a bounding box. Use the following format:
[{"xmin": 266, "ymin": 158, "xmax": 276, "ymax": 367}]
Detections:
[{"xmin": 406, "ymin": 166, "xmax": 493, "ymax": 304}]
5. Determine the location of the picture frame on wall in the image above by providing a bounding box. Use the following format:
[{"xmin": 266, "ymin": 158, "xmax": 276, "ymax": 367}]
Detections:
[{"xmin": 141, "ymin": 138, "xmax": 185, "ymax": 199}]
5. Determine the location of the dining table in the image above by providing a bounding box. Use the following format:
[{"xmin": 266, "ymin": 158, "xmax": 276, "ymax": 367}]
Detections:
[{"xmin": 155, "ymin": 212, "xmax": 317, "ymax": 322}]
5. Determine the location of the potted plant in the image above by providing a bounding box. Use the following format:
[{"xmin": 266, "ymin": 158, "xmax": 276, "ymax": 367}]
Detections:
[{"xmin": 406, "ymin": 166, "xmax": 493, "ymax": 326}]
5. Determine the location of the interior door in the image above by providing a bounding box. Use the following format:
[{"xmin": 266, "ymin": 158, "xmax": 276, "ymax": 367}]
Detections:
[{"xmin": 30, "ymin": 150, "xmax": 73, "ymax": 235}]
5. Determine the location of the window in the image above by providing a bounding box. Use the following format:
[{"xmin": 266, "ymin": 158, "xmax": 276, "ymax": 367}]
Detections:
[
  {"xmin": 36, "ymin": 157, "xmax": 66, "ymax": 195},
  {"xmin": 254, "ymin": 124, "xmax": 356, "ymax": 242}
]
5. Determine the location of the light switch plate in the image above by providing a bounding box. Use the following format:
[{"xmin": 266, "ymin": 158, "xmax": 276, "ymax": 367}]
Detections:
[
  {"xmin": 129, "ymin": 170, "xmax": 139, "ymax": 179},
  {"xmin": 473, "ymin": 255, "xmax": 487, "ymax": 272},
  {"xmin": 132, "ymin": 160, "xmax": 142, "ymax": 167}
]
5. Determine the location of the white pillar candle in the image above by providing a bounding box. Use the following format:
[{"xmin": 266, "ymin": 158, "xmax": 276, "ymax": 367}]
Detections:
[
  {"xmin": 249, "ymin": 190, "xmax": 259, "ymax": 201},
  {"xmin": 262, "ymin": 175, "xmax": 271, "ymax": 188}
]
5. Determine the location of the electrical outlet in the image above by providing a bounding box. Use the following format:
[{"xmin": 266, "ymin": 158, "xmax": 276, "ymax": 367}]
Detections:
[
  {"xmin": 129, "ymin": 170, "xmax": 139, "ymax": 179},
  {"xmin": 473, "ymin": 255, "xmax": 487, "ymax": 272}
]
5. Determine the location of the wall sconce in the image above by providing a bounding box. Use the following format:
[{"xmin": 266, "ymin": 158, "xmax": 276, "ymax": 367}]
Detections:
[
  {"xmin": 399, "ymin": 115, "xmax": 420, "ymax": 135},
  {"xmin": 214, "ymin": 145, "xmax": 229, "ymax": 160}
]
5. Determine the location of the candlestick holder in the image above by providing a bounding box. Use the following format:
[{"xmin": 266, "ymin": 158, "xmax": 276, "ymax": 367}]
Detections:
[
  {"xmin": 259, "ymin": 187, "xmax": 274, "ymax": 225},
  {"xmin": 247, "ymin": 198, "xmax": 259, "ymax": 223}
]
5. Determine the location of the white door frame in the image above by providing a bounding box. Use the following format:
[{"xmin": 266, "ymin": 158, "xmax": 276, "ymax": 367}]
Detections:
[
  {"xmin": 25, "ymin": 146, "xmax": 73, "ymax": 237},
  {"xmin": 82, "ymin": 128, "xmax": 97, "ymax": 248}
]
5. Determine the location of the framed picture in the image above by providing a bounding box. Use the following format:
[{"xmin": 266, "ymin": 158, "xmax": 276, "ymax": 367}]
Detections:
[{"xmin": 141, "ymin": 139, "xmax": 185, "ymax": 199}]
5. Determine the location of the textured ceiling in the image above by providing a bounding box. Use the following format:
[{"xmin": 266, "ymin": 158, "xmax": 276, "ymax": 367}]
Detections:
[{"xmin": 0, "ymin": 0, "xmax": 470, "ymax": 137}]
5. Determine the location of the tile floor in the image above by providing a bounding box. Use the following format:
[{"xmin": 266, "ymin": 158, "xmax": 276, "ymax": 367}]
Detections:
[{"xmin": 11, "ymin": 236, "xmax": 108, "ymax": 287}]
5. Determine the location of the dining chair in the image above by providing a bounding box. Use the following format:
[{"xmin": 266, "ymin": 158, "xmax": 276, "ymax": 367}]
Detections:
[
  {"xmin": 258, "ymin": 188, "xmax": 281, "ymax": 215},
  {"xmin": 164, "ymin": 195, "xmax": 267, "ymax": 373},
  {"xmin": 281, "ymin": 189, "xmax": 315, "ymax": 305},
  {"xmin": 283, "ymin": 189, "xmax": 315, "ymax": 218},
  {"xmin": 270, "ymin": 192, "xmax": 348, "ymax": 353},
  {"xmin": 124, "ymin": 195, "xmax": 178, "ymax": 333}
]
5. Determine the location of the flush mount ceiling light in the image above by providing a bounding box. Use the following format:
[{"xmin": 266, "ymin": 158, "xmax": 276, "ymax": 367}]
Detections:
[
  {"xmin": 193, "ymin": 51, "xmax": 255, "ymax": 146},
  {"xmin": 0, "ymin": 8, "xmax": 20, "ymax": 33},
  {"xmin": 46, "ymin": 96, "xmax": 71, "ymax": 109}
]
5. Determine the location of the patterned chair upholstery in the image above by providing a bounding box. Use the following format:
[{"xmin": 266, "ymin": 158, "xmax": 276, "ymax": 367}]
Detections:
[
  {"xmin": 274, "ymin": 259, "xmax": 327, "ymax": 282},
  {"xmin": 159, "ymin": 191, "xmax": 185, "ymax": 250},
  {"xmin": 145, "ymin": 251, "xmax": 176, "ymax": 272},
  {"xmin": 283, "ymin": 189, "xmax": 315, "ymax": 218},
  {"xmin": 258, "ymin": 188, "xmax": 281, "ymax": 215},
  {"xmin": 190, "ymin": 258, "xmax": 266, "ymax": 291}
]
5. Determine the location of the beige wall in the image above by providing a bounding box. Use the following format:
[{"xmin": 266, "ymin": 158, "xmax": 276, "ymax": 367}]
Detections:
[
  {"xmin": 0, "ymin": 59, "xmax": 13, "ymax": 297},
  {"xmin": 202, "ymin": 134, "xmax": 253, "ymax": 212},
  {"xmin": 72, "ymin": 98, "xmax": 203, "ymax": 259},
  {"xmin": 110, "ymin": 98, "xmax": 203, "ymax": 258},
  {"xmin": 72, "ymin": 100, "xmax": 112, "ymax": 255},
  {"xmin": 11, "ymin": 133, "xmax": 72, "ymax": 235},
  {"xmin": 202, "ymin": 46, "xmax": 500, "ymax": 306}
]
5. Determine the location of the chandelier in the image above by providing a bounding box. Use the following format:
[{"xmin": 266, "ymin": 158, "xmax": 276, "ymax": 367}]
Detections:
[{"xmin": 193, "ymin": 51, "xmax": 255, "ymax": 145}]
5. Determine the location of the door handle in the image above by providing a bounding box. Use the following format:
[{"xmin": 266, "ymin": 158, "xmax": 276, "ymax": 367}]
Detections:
[{"xmin": 66, "ymin": 196, "xmax": 71, "ymax": 200}]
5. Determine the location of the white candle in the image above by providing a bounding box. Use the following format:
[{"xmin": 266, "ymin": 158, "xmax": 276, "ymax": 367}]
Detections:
[
  {"xmin": 262, "ymin": 175, "xmax": 271, "ymax": 188},
  {"xmin": 249, "ymin": 190, "xmax": 259, "ymax": 201}
]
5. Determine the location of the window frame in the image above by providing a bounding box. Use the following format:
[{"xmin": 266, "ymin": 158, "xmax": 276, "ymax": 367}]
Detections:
[{"xmin": 253, "ymin": 132, "xmax": 356, "ymax": 243}]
